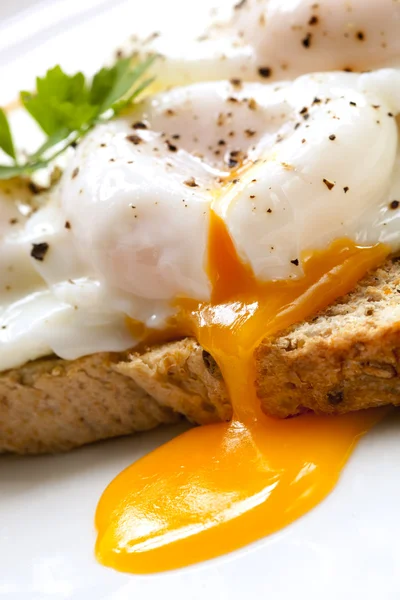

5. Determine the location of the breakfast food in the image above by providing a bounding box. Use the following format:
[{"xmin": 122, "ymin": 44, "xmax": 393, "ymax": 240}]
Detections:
[
  {"xmin": 2, "ymin": 0, "xmax": 400, "ymax": 577},
  {"xmin": 126, "ymin": 0, "xmax": 400, "ymax": 86},
  {"xmin": 3, "ymin": 255, "xmax": 400, "ymax": 454},
  {"xmin": 2, "ymin": 68, "xmax": 400, "ymax": 453},
  {"xmin": 0, "ymin": 340, "xmax": 229, "ymax": 454},
  {"xmin": 257, "ymin": 257, "xmax": 400, "ymax": 416},
  {"xmin": 2, "ymin": 71, "xmax": 400, "ymax": 370}
]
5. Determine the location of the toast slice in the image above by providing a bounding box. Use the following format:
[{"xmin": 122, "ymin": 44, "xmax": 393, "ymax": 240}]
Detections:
[
  {"xmin": 2, "ymin": 257, "xmax": 400, "ymax": 454},
  {"xmin": 0, "ymin": 339, "xmax": 230, "ymax": 454},
  {"xmin": 256, "ymin": 258, "xmax": 400, "ymax": 417}
]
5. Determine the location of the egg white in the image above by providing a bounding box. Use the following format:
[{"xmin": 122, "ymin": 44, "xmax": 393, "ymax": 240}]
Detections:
[
  {"xmin": 121, "ymin": 0, "xmax": 400, "ymax": 88},
  {"xmin": 1, "ymin": 69, "xmax": 400, "ymax": 370}
]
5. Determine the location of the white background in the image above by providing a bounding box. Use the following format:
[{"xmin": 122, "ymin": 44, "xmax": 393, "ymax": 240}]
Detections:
[{"xmin": 1, "ymin": 1, "xmax": 400, "ymax": 598}]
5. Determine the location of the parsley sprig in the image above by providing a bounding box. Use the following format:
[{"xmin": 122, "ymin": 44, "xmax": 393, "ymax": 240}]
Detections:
[{"xmin": 0, "ymin": 55, "xmax": 156, "ymax": 180}]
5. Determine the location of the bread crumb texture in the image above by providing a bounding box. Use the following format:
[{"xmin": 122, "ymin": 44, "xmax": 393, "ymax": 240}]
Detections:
[
  {"xmin": 256, "ymin": 258, "xmax": 400, "ymax": 417},
  {"xmin": 0, "ymin": 339, "xmax": 230, "ymax": 454}
]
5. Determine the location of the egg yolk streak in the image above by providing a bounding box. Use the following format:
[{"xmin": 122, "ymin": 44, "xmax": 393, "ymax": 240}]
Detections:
[{"xmin": 95, "ymin": 211, "xmax": 388, "ymax": 574}]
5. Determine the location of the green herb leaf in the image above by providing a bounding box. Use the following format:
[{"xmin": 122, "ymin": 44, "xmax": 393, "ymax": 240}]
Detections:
[
  {"xmin": 20, "ymin": 88, "xmax": 96, "ymax": 137},
  {"xmin": 0, "ymin": 108, "xmax": 16, "ymax": 160},
  {"xmin": 0, "ymin": 161, "xmax": 47, "ymax": 179},
  {"xmin": 112, "ymin": 76, "xmax": 155, "ymax": 114},
  {"xmin": 92, "ymin": 55, "xmax": 156, "ymax": 115},
  {"xmin": 0, "ymin": 164, "xmax": 25, "ymax": 179},
  {"xmin": 90, "ymin": 58, "xmax": 131, "ymax": 108},
  {"xmin": 28, "ymin": 127, "xmax": 72, "ymax": 161},
  {"xmin": 20, "ymin": 67, "xmax": 93, "ymax": 135},
  {"xmin": 0, "ymin": 54, "xmax": 156, "ymax": 182}
]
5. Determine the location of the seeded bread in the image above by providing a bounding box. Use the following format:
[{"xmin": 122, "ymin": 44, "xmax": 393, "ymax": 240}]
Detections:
[
  {"xmin": 3, "ymin": 258, "xmax": 400, "ymax": 454},
  {"xmin": 256, "ymin": 258, "xmax": 400, "ymax": 417},
  {"xmin": 0, "ymin": 339, "xmax": 230, "ymax": 454}
]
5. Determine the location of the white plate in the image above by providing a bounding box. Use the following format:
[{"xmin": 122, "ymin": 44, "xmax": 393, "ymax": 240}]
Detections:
[{"xmin": 1, "ymin": 2, "xmax": 400, "ymax": 598}]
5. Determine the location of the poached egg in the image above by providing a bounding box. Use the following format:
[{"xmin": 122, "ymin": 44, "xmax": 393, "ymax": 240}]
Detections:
[
  {"xmin": 1, "ymin": 69, "xmax": 400, "ymax": 371},
  {"xmin": 122, "ymin": 0, "xmax": 400, "ymax": 86}
]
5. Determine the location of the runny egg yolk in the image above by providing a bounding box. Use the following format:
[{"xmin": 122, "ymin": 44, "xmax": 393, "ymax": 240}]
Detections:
[{"xmin": 95, "ymin": 211, "xmax": 389, "ymax": 575}]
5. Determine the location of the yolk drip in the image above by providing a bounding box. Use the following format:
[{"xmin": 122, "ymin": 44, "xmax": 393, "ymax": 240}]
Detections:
[{"xmin": 95, "ymin": 212, "xmax": 388, "ymax": 574}]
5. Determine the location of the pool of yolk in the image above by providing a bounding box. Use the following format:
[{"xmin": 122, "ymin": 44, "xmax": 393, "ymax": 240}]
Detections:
[{"xmin": 95, "ymin": 211, "xmax": 388, "ymax": 574}]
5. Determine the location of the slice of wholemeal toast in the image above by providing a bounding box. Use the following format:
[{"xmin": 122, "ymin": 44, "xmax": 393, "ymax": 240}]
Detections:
[
  {"xmin": 2, "ymin": 258, "xmax": 400, "ymax": 454},
  {"xmin": 256, "ymin": 258, "xmax": 400, "ymax": 417},
  {"xmin": 0, "ymin": 339, "xmax": 230, "ymax": 454}
]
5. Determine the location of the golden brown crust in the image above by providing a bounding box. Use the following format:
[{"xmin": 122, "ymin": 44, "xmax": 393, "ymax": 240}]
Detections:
[
  {"xmin": 255, "ymin": 258, "xmax": 400, "ymax": 417},
  {"xmin": 0, "ymin": 340, "xmax": 228, "ymax": 454}
]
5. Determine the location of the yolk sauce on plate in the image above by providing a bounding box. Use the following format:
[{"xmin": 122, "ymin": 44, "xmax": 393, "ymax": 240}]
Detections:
[{"xmin": 95, "ymin": 211, "xmax": 388, "ymax": 574}]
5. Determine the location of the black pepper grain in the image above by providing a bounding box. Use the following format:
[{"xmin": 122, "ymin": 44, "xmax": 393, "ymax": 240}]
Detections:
[
  {"xmin": 230, "ymin": 78, "xmax": 242, "ymax": 88},
  {"xmin": 323, "ymin": 178, "xmax": 335, "ymax": 190},
  {"xmin": 258, "ymin": 66, "xmax": 272, "ymax": 78},
  {"xmin": 227, "ymin": 149, "xmax": 246, "ymax": 168},
  {"xmin": 228, "ymin": 157, "xmax": 238, "ymax": 168},
  {"xmin": 165, "ymin": 141, "xmax": 178, "ymax": 152},
  {"xmin": 28, "ymin": 181, "xmax": 46, "ymax": 195},
  {"xmin": 126, "ymin": 134, "xmax": 143, "ymax": 145},
  {"xmin": 184, "ymin": 177, "xmax": 198, "ymax": 187},
  {"xmin": 31, "ymin": 242, "xmax": 49, "ymax": 261}
]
